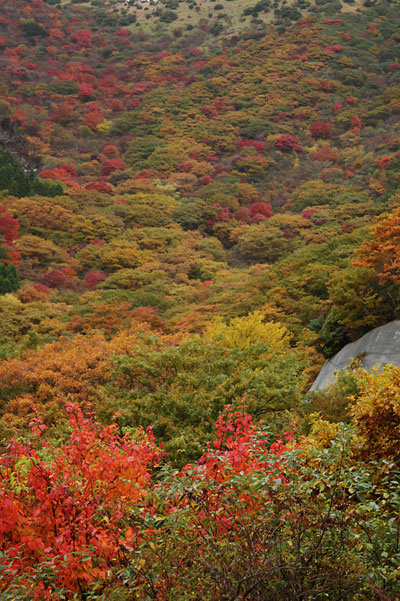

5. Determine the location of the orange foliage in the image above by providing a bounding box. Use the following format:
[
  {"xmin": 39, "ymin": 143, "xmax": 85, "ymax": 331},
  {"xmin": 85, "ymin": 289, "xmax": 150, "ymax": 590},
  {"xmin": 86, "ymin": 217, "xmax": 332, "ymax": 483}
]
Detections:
[{"xmin": 354, "ymin": 206, "xmax": 400, "ymax": 284}]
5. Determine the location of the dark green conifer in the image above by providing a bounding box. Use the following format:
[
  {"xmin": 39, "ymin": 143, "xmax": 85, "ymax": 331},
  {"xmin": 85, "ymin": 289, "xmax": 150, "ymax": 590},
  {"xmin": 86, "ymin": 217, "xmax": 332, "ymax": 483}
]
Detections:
[
  {"xmin": 0, "ymin": 149, "xmax": 63, "ymax": 197},
  {"xmin": 0, "ymin": 231, "xmax": 20, "ymax": 296}
]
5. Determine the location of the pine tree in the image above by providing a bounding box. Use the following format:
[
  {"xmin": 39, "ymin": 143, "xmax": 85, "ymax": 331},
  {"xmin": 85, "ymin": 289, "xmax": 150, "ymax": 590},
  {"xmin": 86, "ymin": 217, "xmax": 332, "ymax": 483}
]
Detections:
[
  {"xmin": 6, "ymin": 263, "xmax": 20, "ymax": 291},
  {"xmin": 0, "ymin": 149, "xmax": 63, "ymax": 197},
  {"xmin": 0, "ymin": 231, "xmax": 20, "ymax": 295}
]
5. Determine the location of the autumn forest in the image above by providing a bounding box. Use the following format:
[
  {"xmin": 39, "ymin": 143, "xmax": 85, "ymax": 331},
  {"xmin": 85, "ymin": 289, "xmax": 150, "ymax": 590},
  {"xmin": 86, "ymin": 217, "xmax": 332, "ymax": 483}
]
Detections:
[{"xmin": 0, "ymin": 0, "xmax": 400, "ymax": 598}]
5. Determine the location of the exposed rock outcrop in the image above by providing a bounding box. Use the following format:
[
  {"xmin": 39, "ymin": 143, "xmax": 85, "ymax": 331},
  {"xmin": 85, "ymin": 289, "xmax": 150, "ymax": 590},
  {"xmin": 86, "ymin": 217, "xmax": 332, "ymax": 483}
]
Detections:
[{"xmin": 311, "ymin": 320, "xmax": 400, "ymax": 391}]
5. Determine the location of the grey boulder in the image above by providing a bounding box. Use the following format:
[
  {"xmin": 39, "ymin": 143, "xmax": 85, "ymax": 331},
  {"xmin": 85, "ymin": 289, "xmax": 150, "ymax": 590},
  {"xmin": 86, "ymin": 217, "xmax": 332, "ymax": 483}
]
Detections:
[{"xmin": 310, "ymin": 320, "xmax": 400, "ymax": 391}]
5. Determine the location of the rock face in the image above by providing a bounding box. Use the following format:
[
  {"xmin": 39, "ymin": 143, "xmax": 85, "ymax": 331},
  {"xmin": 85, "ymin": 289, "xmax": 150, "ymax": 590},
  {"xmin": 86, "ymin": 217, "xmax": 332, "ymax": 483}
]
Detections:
[{"xmin": 311, "ymin": 320, "xmax": 400, "ymax": 391}]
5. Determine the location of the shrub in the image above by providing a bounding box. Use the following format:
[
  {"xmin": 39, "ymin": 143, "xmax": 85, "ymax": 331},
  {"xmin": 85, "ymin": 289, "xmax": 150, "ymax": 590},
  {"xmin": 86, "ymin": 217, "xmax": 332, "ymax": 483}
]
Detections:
[
  {"xmin": 275, "ymin": 134, "xmax": 303, "ymax": 152},
  {"xmin": 309, "ymin": 120, "xmax": 333, "ymax": 139}
]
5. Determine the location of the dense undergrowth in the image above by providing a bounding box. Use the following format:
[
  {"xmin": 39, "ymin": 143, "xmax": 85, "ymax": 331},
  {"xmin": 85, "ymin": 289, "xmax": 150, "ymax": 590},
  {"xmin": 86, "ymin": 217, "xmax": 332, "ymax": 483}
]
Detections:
[{"xmin": 1, "ymin": 0, "xmax": 400, "ymax": 598}]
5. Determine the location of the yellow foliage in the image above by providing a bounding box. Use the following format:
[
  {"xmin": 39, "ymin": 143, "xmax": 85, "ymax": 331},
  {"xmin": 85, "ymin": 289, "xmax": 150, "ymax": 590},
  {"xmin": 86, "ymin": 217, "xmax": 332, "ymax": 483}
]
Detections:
[
  {"xmin": 369, "ymin": 176, "xmax": 386, "ymax": 196},
  {"xmin": 388, "ymin": 192, "xmax": 400, "ymax": 210},
  {"xmin": 6, "ymin": 196, "xmax": 74, "ymax": 231},
  {"xmin": 0, "ymin": 293, "xmax": 22, "ymax": 310},
  {"xmin": 340, "ymin": 144, "xmax": 366, "ymax": 165},
  {"xmin": 350, "ymin": 365, "xmax": 400, "ymax": 461},
  {"xmin": 15, "ymin": 234, "xmax": 66, "ymax": 266},
  {"xmin": 236, "ymin": 183, "xmax": 259, "ymax": 204},
  {"xmin": 206, "ymin": 310, "xmax": 291, "ymax": 351},
  {"xmin": 306, "ymin": 414, "xmax": 341, "ymax": 449},
  {"xmin": 268, "ymin": 213, "xmax": 311, "ymax": 233},
  {"xmin": 96, "ymin": 119, "xmax": 113, "ymax": 134},
  {"xmin": 389, "ymin": 98, "xmax": 400, "ymax": 113},
  {"xmin": 229, "ymin": 224, "xmax": 250, "ymax": 243}
]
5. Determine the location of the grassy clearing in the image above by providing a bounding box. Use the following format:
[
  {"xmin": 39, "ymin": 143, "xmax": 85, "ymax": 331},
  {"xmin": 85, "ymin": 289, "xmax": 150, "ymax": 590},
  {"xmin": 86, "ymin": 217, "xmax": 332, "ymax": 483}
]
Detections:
[{"xmin": 74, "ymin": 0, "xmax": 370, "ymax": 39}]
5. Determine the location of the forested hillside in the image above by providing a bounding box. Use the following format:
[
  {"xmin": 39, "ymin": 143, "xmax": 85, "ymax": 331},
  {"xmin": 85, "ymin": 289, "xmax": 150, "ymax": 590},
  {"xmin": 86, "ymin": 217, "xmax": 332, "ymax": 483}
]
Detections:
[{"xmin": 1, "ymin": 0, "xmax": 400, "ymax": 599}]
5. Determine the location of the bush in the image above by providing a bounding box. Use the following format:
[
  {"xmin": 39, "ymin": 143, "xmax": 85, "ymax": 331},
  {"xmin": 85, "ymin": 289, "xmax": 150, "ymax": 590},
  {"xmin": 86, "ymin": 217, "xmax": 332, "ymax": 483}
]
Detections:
[
  {"xmin": 159, "ymin": 10, "xmax": 178, "ymax": 22},
  {"xmin": 20, "ymin": 20, "xmax": 48, "ymax": 39},
  {"xmin": 351, "ymin": 365, "xmax": 400, "ymax": 461},
  {"xmin": 309, "ymin": 120, "xmax": 333, "ymax": 139}
]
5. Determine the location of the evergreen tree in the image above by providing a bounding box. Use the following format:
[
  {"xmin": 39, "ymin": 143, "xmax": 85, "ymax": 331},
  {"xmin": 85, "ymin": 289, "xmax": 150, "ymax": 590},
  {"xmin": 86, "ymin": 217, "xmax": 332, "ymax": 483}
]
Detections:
[
  {"xmin": 0, "ymin": 261, "xmax": 20, "ymax": 295},
  {"xmin": 0, "ymin": 226, "xmax": 20, "ymax": 296},
  {"xmin": 0, "ymin": 149, "xmax": 63, "ymax": 198}
]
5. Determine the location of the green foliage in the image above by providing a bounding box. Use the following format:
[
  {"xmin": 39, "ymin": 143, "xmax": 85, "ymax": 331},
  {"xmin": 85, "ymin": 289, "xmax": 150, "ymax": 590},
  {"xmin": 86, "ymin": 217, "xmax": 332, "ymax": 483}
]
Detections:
[
  {"xmin": 291, "ymin": 181, "xmax": 371, "ymax": 213},
  {"xmin": 0, "ymin": 293, "xmax": 62, "ymax": 342},
  {"xmin": 243, "ymin": 0, "xmax": 271, "ymax": 17},
  {"xmin": 159, "ymin": 9, "xmax": 178, "ymax": 22},
  {"xmin": 0, "ymin": 151, "xmax": 62, "ymax": 198},
  {"xmin": 101, "ymin": 333, "xmax": 305, "ymax": 465},
  {"xmin": 19, "ymin": 20, "xmax": 48, "ymax": 39},
  {"xmin": 237, "ymin": 223, "xmax": 293, "ymax": 263},
  {"xmin": 124, "ymin": 137, "xmax": 164, "ymax": 167},
  {"xmin": 49, "ymin": 80, "xmax": 80, "ymax": 95},
  {"xmin": 0, "ymin": 262, "xmax": 20, "ymax": 295},
  {"xmin": 316, "ymin": 267, "xmax": 399, "ymax": 357},
  {"xmin": 305, "ymin": 367, "xmax": 360, "ymax": 424},
  {"xmin": 113, "ymin": 419, "xmax": 400, "ymax": 601}
]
